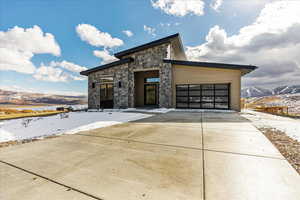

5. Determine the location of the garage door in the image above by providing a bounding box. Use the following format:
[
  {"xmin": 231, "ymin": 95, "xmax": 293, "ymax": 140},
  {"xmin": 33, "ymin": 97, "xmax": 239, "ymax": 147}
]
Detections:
[{"xmin": 176, "ymin": 83, "xmax": 230, "ymax": 109}]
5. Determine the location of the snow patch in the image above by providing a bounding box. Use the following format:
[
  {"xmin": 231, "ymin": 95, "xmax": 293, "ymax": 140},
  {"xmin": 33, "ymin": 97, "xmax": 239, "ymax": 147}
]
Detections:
[
  {"xmin": 174, "ymin": 109, "xmax": 235, "ymax": 113},
  {"xmin": 13, "ymin": 104, "xmax": 88, "ymax": 111},
  {"xmin": 279, "ymin": 86, "xmax": 289, "ymax": 94},
  {"xmin": 242, "ymin": 109, "xmax": 300, "ymax": 142},
  {"xmin": 125, "ymin": 108, "xmax": 174, "ymax": 113},
  {"xmin": 252, "ymin": 87, "xmax": 262, "ymax": 93},
  {"xmin": 87, "ymin": 108, "xmax": 235, "ymax": 114},
  {"xmin": 0, "ymin": 112, "xmax": 151, "ymax": 143}
]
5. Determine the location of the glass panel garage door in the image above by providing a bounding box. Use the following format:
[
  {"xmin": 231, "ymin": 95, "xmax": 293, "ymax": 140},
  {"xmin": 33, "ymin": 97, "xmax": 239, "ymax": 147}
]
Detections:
[{"xmin": 176, "ymin": 84, "xmax": 230, "ymax": 109}]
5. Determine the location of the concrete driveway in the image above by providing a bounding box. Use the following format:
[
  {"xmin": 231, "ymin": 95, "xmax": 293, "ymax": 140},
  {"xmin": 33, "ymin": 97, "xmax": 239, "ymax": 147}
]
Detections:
[{"xmin": 0, "ymin": 112, "xmax": 299, "ymax": 200}]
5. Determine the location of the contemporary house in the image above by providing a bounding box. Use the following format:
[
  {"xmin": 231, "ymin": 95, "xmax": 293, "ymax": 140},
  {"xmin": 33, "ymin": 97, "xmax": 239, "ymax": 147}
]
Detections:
[{"xmin": 80, "ymin": 33, "xmax": 257, "ymax": 111}]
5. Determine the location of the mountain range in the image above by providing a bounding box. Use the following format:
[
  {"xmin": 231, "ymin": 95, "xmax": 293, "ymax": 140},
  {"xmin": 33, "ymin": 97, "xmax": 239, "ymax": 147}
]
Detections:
[
  {"xmin": 1, "ymin": 85, "xmax": 300, "ymax": 105},
  {"xmin": 0, "ymin": 89, "xmax": 87, "ymax": 105},
  {"xmin": 242, "ymin": 85, "xmax": 300, "ymax": 98}
]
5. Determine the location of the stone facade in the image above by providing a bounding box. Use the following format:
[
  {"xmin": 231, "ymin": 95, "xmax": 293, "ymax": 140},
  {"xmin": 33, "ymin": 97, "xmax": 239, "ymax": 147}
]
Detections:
[
  {"xmin": 88, "ymin": 63, "xmax": 129, "ymax": 109},
  {"xmin": 87, "ymin": 43, "xmax": 173, "ymax": 109}
]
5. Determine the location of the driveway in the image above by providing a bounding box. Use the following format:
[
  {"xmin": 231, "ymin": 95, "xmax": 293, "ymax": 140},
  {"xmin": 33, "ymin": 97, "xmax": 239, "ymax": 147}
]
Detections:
[{"xmin": 0, "ymin": 112, "xmax": 299, "ymax": 200}]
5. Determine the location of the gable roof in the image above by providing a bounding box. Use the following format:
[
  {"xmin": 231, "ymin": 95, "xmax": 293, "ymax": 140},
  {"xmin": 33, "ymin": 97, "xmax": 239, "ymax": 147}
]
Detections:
[
  {"xmin": 114, "ymin": 33, "xmax": 184, "ymax": 58},
  {"xmin": 80, "ymin": 58, "xmax": 133, "ymax": 76},
  {"xmin": 163, "ymin": 59, "xmax": 258, "ymax": 76}
]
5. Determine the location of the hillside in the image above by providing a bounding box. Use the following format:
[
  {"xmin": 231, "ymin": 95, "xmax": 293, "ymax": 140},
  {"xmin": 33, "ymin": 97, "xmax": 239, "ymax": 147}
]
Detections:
[
  {"xmin": 0, "ymin": 89, "xmax": 87, "ymax": 105},
  {"xmin": 243, "ymin": 93, "xmax": 300, "ymax": 114}
]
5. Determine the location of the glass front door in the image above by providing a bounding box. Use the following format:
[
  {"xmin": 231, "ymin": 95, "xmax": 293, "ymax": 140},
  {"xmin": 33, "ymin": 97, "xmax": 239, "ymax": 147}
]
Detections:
[
  {"xmin": 144, "ymin": 84, "xmax": 157, "ymax": 105},
  {"xmin": 100, "ymin": 83, "xmax": 114, "ymax": 108}
]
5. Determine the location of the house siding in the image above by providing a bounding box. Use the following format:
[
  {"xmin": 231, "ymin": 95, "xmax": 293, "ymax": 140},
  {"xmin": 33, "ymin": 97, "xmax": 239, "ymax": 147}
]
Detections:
[{"xmin": 172, "ymin": 65, "xmax": 242, "ymax": 111}]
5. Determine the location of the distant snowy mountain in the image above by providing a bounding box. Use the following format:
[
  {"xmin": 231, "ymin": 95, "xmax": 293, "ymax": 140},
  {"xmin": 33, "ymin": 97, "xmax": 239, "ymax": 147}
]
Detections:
[
  {"xmin": 242, "ymin": 85, "xmax": 300, "ymax": 98},
  {"xmin": 0, "ymin": 89, "xmax": 87, "ymax": 105},
  {"xmin": 241, "ymin": 87, "xmax": 273, "ymax": 98},
  {"xmin": 273, "ymin": 85, "xmax": 300, "ymax": 95}
]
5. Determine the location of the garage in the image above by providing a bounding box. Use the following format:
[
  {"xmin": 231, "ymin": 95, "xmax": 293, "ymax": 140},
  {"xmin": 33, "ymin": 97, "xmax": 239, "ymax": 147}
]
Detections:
[{"xmin": 176, "ymin": 83, "xmax": 230, "ymax": 109}]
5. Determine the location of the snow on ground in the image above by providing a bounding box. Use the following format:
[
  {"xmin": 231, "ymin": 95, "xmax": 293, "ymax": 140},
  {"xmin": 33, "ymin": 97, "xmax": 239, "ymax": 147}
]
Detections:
[
  {"xmin": 124, "ymin": 108, "xmax": 174, "ymax": 113},
  {"xmin": 13, "ymin": 104, "xmax": 88, "ymax": 111},
  {"xmin": 87, "ymin": 108, "xmax": 174, "ymax": 113},
  {"xmin": 0, "ymin": 111, "xmax": 151, "ymax": 143},
  {"xmin": 241, "ymin": 109, "xmax": 300, "ymax": 142},
  {"xmin": 89, "ymin": 108, "xmax": 236, "ymax": 113},
  {"xmin": 174, "ymin": 109, "xmax": 235, "ymax": 113}
]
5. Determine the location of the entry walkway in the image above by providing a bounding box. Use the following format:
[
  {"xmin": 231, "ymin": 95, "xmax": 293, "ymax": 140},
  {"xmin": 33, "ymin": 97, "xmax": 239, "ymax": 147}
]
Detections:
[{"xmin": 0, "ymin": 112, "xmax": 299, "ymax": 200}]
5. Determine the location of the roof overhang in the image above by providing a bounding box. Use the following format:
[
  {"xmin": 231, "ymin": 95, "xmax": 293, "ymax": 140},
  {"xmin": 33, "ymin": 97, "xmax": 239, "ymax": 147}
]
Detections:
[
  {"xmin": 164, "ymin": 59, "xmax": 258, "ymax": 76},
  {"xmin": 114, "ymin": 33, "xmax": 186, "ymax": 59},
  {"xmin": 80, "ymin": 58, "xmax": 134, "ymax": 76}
]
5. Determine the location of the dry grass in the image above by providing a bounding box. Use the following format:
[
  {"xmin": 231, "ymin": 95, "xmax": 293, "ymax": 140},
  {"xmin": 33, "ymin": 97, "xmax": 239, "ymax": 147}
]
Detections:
[
  {"xmin": 242, "ymin": 96, "xmax": 300, "ymax": 117},
  {"xmin": 259, "ymin": 127, "xmax": 300, "ymax": 174},
  {"xmin": 0, "ymin": 108, "xmax": 64, "ymax": 120}
]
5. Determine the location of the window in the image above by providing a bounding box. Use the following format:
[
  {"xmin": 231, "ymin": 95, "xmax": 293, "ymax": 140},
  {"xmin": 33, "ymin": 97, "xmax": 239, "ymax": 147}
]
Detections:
[
  {"xmin": 176, "ymin": 83, "xmax": 230, "ymax": 109},
  {"xmin": 92, "ymin": 83, "xmax": 95, "ymax": 88},
  {"xmin": 145, "ymin": 77, "xmax": 160, "ymax": 83},
  {"xmin": 100, "ymin": 77, "xmax": 113, "ymax": 83}
]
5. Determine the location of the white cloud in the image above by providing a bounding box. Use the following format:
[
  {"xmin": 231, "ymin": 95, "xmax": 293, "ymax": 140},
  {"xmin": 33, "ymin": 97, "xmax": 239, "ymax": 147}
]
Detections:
[
  {"xmin": 151, "ymin": 0, "xmax": 205, "ymax": 16},
  {"xmin": 34, "ymin": 65, "xmax": 69, "ymax": 82},
  {"xmin": 76, "ymin": 24, "xmax": 123, "ymax": 48},
  {"xmin": 186, "ymin": 1, "xmax": 300, "ymax": 88},
  {"xmin": 0, "ymin": 26, "xmax": 86, "ymax": 83},
  {"xmin": 228, "ymin": 0, "xmax": 277, "ymax": 10},
  {"xmin": 0, "ymin": 85, "xmax": 37, "ymax": 93},
  {"xmin": 143, "ymin": 25, "xmax": 156, "ymax": 36},
  {"xmin": 50, "ymin": 60, "xmax": 87, "ymax": 73},
  {"xmin": 210, "ymin": 0, "xmax": 223, "ymax": 12},
  {"xmin": 93, "ymin": 50, "xmax": 118, "ymax": 64},
  {"xmin": 160, "ymin": 22, "xmax": 181, "ymax": 28},
  {"xmin": 122, "ymin": 30, "xmax": 133, "ymax": 37},
  {"xmin": 161, "ymin": 22, "xmax": 181, "ymax": 27},
  {"xmin": 0, "ymin": 48, "xmax": 35, "ymax": 74},
  {"xmin": 71, "ymin": 75, "xmax": 86, "ymax": 81},
  {"xmin": 33, "ymin": 63, "xmax": 85, "ymax": 82},
  {"xmin": 0, "ymin": 25, "xmax": 61, "ymax": 74},
  {"xmin": 160, "ymin": 22, "xmax": 171, "ymax": 27},
  {"xmin": 0, "ymin": 25, "xmax": 61, "ymax": 56}
]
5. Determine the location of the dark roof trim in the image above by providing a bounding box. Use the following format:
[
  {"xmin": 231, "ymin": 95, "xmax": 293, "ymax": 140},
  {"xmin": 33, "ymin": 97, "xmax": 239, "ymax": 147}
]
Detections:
[
  {"xmin": 80, "ymin": 58, "xmax": 133, "ymax": 76},
  {"xmin": 163, "ymin": 59, "xmax": 258, "ymax": 75},
  {"xmin": 114, "ymin": 33, "xmax": 180, "ymax": 58}
]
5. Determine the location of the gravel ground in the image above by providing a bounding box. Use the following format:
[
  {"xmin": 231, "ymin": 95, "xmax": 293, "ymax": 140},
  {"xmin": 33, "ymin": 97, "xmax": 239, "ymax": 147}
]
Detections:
[{"xmin": 259, "ymin": 127, "xmax": 300, "ymax": 174}]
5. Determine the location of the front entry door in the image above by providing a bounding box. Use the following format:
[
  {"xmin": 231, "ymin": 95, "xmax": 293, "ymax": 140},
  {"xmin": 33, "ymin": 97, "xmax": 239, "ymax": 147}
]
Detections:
[
  {"xmin": 144, "ymin": 84, "xmax": 157, "ymax": 105},
  {"xmin": 100, "ymin": 83, "xmax": 113, "ymax": 108}
]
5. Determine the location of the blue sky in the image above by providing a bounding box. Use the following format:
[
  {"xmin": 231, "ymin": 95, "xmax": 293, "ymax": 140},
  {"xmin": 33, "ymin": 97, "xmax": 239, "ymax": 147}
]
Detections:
[{"xmin": 1, "ymin": 0, "xmax": 300, "ymax": 95}]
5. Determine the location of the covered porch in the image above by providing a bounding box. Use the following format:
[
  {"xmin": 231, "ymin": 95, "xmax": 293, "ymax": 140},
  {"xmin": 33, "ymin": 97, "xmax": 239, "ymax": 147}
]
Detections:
[{"xmin": 134, "ymin": 70, "xmax": 160, "ymax": 108}]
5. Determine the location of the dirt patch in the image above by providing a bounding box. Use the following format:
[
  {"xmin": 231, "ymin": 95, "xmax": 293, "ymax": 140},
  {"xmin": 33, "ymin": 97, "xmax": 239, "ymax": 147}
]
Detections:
[
  {"xmin": 0, "ymin": 135, "xmax": 58, "ymax": 148},
  {"xmin": 259, "ymin": 127, "xmax": 300, "ymax": 174}
]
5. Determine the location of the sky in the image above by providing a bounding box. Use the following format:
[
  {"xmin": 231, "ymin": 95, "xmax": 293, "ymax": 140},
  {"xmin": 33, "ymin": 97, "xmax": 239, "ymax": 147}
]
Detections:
[{"xmin": 0, "ymin": 0, "xmax": 300, "ymax": 96}]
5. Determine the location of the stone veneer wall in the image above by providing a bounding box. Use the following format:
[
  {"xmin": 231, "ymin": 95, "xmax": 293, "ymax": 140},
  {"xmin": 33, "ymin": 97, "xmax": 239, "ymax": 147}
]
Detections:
[
  {"xmin": 87, "ymin": 42, "xmax": 174, "ymax": 109},
  {"xmin": 124, "ymin": 43, "xmax": 173, "ymax": 108},
  {"xmin": 88, "ymin": 63, "xmax": 129, "ymax": 109}
]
